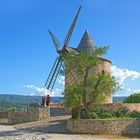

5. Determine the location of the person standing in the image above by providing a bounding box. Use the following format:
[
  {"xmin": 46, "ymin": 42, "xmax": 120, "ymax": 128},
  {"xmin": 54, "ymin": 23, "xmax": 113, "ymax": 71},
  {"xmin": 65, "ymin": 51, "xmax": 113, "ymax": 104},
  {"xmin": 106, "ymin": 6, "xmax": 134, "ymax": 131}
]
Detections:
[
  {"xmin": 46, "ymin": 95, "xmax": 51, "ymax": 106},
  {"xmin": 42, "ymin": 96, "xmax": 45, "ymax": 106}
]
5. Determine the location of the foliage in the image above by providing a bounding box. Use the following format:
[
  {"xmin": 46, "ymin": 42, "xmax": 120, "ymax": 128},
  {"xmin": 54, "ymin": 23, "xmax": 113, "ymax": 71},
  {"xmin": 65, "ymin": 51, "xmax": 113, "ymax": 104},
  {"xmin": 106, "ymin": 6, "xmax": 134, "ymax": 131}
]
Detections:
[
  {"xmin": 91, "ymin": 106, "xmax": 112, "ymax": 115},
  {"xmin": 131, "ymin": 111, "xmax": 140, "ymax": 118},
  {"xmin": 124, "ymin": 93, "xmax": 140, "ymax": 103},
  {"xmin": 64, "ymin": 85, "xmax": 82, "ymax": 108},
  {"xmin": 100, "ymin": 112, "xmax": 113, "ymax": 118},
  {"xmin": 3, "ymin": 107, "xmax": 16, "ymax": 113},
  {"xmin": 113, "ymin": 108, "xmax": 131, "ymax": 118},
  {"xmin": 91, "ymin": 112, "xmax": 98, "ymax": 119},
  {"xmin": 87, "ymin": 72, "xmax": 117, "ymax": 105},
  {"xmin": 63, "ymin": 46, "xmax": 118, "ymax": 118},
  {"xmin": 89, "ymin": 105, "xmax": 140, "ymax": 119},
  {"xmin": 71, "ymin": 104, "xmax": 140, "ymax": 119}
]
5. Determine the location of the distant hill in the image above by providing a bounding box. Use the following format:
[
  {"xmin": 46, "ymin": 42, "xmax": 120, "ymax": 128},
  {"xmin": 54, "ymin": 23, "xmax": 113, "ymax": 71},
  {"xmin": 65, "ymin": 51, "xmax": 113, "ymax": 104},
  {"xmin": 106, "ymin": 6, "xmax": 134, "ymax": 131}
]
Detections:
[
  {"xmin": 113, "ymin": 96, "xmax": 127, "ymax": 103},
  {"xmin": 0, "ymin": 94, "xmax": 127, "ymax": 110},
  {"xmin": 0, "ymin": 94, "xmax": 64, "ymax": 110}
]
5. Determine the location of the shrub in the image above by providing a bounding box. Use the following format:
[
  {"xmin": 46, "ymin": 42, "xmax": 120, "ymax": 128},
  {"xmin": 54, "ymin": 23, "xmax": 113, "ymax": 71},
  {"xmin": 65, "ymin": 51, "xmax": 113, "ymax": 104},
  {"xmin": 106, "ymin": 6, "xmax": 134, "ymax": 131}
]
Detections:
[
  {"xmin": 91, "ymin": 112, "xmax": 98, "ymax": 119},
  {"xmin": 114, "ymin": 108, "xmax": 131, "ymax": 118},
  {"xmin": 100, "ymin": 112, "xmax": 113, "ymax": 118},
  {"xmin": 124, "ymin": 93, "xmax": 140, "ymax": 103},
  {"xmin": 91, "ymin": 106, "xmax": 111, "ymax": 115},
  {"xmin": 131, "ymin": 111, "xmax": 140, "ymax": 118}
]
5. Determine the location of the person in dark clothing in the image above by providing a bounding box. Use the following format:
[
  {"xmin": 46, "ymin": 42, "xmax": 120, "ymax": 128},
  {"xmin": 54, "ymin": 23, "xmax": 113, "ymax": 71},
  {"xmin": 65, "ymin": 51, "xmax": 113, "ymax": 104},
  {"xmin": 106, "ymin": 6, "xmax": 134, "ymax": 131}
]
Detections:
[
  {"xmin": 46, "ymin": 95, "xmax": 51, "ymax": 106},
  {"xmin": 42, "ymin": 96, "xmax": 45, "ymax": 106}
]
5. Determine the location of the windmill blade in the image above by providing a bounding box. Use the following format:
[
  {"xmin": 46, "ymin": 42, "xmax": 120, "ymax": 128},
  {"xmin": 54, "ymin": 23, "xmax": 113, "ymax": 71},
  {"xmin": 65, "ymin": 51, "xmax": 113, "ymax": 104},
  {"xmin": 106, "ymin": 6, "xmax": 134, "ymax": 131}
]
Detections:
[
  {"xmin": 62, "ymin": 5, "xmax": 82, "ymax": 51},
  {"xmin": 62, "ymin": 53, "xmax": 79, "ymax": 84},
  {"xmin": 45, "ymin": 56, "xmax": 62, "ymax": 91},
  {"xmin": 48, "ymin": 29, "xmax": 61, "ymax": 53}
]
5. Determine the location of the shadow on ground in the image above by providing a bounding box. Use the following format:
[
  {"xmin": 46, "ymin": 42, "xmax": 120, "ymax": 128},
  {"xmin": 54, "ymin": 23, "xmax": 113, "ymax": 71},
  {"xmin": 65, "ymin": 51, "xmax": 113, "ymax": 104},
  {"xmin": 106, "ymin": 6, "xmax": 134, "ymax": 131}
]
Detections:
[
  {"xmin": 0, "ymin": 130, "xmax": 23, "ymax": 137},
  {"xmin": 20, "ymin": 119, "xmax": 69, "ymax": 134},
  {"xmin": 50, "ymin": 108, "xmax": 70, "ymax": 116}
]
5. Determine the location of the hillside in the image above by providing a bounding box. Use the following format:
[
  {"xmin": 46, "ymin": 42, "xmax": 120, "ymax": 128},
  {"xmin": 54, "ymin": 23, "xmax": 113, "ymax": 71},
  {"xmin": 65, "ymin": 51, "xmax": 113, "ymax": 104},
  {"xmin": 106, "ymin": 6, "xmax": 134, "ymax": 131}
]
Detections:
[
  {"xmin": 0, "ymin": 94, "xmax": 126, "ymax": 110},
  {"xmin": 0, "ymin": 94, "xmax": 64, "ymax": 110}
]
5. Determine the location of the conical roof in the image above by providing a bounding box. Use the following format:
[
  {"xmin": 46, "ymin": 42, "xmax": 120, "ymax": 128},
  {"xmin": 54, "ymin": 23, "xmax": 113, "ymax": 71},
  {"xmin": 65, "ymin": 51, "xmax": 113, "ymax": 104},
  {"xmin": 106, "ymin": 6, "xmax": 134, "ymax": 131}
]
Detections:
[{"xmin": 77, "ymin": 30, "xmax": 95, "ymax": 53}]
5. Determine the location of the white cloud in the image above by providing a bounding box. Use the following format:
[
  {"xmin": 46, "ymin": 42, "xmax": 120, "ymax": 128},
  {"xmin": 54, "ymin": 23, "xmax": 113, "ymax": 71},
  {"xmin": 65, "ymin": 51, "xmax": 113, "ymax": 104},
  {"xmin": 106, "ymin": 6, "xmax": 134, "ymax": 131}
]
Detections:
[
  {"xmin": 25, "ymin": 84, "xmax": 34, "ymax": 88},
  {"xmin": 111, "ymin": 65, "xmax": 140, "ymax": 85},
  {"xmin": 127, "ymin": 88, "xmax": 132, "ymax": 92},
  {"xmin": 24, "ymin": 84, "xmax": 64, "ymax": 97},
  {"xmin": 58, "ymin": 76, "xmax": 65, "ymax": 85},
  {"xmin": 125, "ymin": 88, "xmax": 140, "ymax": 95},
  {"xmin": 133, "ymin": 89, "xmax": 140, "ymax": 93}
]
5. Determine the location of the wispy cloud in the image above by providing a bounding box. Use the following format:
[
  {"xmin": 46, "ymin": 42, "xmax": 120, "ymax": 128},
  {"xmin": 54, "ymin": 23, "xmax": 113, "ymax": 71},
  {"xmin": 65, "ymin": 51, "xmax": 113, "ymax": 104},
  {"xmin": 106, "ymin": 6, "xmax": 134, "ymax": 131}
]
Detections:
[
  {"xmin": 126, "ymin": 88, "xmax": 140, "ymax": 94},
  {"xmin": 24, "ymin": 84, "xmax": 64, "ymax": 97},
  {"xmin": 111, "ymin": 65, "xmax": 140, "ymax": 95},
  {"xmin": 58, "ymin": 76, "xmax": 65, "ymax": 85},
  {"xmin": 24, "ymin": 66, "xmax": 140, "ymax": 97},
  {"xmin": 111, "ymin": 65, "xmax": 140, "ymax": 85}
]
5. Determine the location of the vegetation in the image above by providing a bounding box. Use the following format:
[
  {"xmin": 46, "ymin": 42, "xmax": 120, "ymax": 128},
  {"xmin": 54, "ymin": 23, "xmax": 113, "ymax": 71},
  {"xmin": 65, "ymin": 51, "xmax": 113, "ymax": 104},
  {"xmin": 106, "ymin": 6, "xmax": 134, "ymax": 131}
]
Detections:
[
  {"xmin": 124, "ymin": 93, "xmax": 140, "ymax": 103},
  {"xmin": 2, "ymin": 107, "xmax": 16, "ymax": 113},
  {"xmin": 82, "ymin": 105, "xmax": 140, "ymax": 119},
  {"xmin": 64, "ymin": 46, "xmax": 118, "ymax": 118}
]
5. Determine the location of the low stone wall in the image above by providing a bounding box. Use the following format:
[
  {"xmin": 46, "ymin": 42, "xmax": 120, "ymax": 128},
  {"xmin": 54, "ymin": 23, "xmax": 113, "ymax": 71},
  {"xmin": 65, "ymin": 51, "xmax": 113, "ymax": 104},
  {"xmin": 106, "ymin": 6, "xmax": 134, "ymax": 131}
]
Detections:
[
  {"xmin": 0, "ymin": 112, "xmax": 8, "ymax": 118},
  {"xmin": 124, "ymin": 103, "xmax": 140, "ymax": 112},
  {"xmin": 95, "ymin": 103, "xmax": 140, "ymax": 112},
  {"xmin": 8, "ymin": 107, "xmax": 50, "ymax": 124},
  {"xmin": 67, "ymin": 119, "xmax": 140, "ymax": 135},
  {"xmin": 49, "ymin": 104, "xmax": 64, "ymax": 108},
  {"xmin": 0, "ymin": 112, "xmax": 9, "ymax": 124}
]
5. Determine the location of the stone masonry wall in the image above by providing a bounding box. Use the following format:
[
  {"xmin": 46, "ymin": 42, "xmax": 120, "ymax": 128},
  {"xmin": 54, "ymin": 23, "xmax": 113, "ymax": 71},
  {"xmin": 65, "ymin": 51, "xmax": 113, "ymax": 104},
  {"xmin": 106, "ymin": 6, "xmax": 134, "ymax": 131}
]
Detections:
[
  {"xmin": 102, "ymin": 103, "xmax": 140, "ymax": 112},
  {"xmin": 67, "ymin": 119, "xmax": 140, "ymax": 135},
  {"xmin": 8, "ymin": 107, "xmax": 50, "ymax": 124},
  {"xmin": 124, "ymin": 104, "xmax": 140, "ymax": 112}
]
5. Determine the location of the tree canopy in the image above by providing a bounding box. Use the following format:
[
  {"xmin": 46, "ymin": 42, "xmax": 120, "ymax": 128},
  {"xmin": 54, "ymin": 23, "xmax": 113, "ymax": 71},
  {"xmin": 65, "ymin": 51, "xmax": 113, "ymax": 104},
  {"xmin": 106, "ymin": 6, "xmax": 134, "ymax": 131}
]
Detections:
[
  {"xmin": 63, "ymin": 46, "xmax": 117, "ymax": 118},
  {"xmin": 124, "ymin": 93, "xmax": 140, "ymax": 103}
]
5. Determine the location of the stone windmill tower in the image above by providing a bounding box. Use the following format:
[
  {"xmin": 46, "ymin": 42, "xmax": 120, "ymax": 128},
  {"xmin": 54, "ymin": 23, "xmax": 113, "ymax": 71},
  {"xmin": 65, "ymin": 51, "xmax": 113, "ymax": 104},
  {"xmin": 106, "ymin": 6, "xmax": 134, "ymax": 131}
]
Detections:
[
  {"xmin": 65, "ymin": 30, "xmax": 112, "ymax": 103},
  {"xmin": 45, "ymin": 6, "xmax": 112, "ymax": 103}
]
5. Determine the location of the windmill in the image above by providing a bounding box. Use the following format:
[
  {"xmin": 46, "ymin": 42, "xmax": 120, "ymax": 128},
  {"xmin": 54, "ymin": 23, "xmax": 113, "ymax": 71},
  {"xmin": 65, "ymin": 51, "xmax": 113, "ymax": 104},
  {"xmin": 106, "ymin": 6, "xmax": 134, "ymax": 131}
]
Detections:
[{"xmin": 45, "ymin": 6, "xmax": 82, "ymax": 91}]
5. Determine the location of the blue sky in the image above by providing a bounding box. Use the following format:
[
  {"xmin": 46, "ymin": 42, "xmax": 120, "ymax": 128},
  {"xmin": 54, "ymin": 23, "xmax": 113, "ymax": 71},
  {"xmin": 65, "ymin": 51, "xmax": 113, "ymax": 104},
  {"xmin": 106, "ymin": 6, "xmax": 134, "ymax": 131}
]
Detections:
[{"xmin": 0, "ymin": 0, "xmax": 140, "ymax": 96}]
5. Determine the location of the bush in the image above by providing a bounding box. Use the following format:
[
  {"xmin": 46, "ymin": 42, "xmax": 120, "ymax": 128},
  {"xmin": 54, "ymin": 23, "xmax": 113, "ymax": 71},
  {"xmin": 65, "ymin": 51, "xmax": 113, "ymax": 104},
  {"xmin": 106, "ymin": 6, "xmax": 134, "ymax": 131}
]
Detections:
[
  {"xmin": 131, "ymin": 111, "xmax": 140, "ymax": 118},
  {"xmin": 91, "ymin": 112, "xmax": 98, "ymax": 119},
  {"xmin": 114, "ymin": 108, "xmax": 131, "ymax": 118},
  {"xmin": 100, "ymin": 112, "xmax": 113, "ymax": 118},
  {"xmin": 124, "ymin": 93, "xmax": 140, "ymax": 103},
  {"xmin": 91, "ymin": 106, "xmax": 111, "ymax": 115}
]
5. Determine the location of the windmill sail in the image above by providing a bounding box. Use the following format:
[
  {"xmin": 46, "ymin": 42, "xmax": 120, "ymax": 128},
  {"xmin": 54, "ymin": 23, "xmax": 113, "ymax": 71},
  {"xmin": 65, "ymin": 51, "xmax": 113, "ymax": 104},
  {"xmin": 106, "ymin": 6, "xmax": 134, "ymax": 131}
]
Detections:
[
  {"xmin": 63, "ymin": 6, "xmax": 82, "ymax": 50},
  {"xmin": 45, "ymin": 6, "xmax": 82, "ymax": 91},
  {"xmin": 48, "ymin": 29, "xmax": 61, "ymax": 53},
  {"xmin": 45, "ymin": 57, "xmax": 63, "ymax": 91}
]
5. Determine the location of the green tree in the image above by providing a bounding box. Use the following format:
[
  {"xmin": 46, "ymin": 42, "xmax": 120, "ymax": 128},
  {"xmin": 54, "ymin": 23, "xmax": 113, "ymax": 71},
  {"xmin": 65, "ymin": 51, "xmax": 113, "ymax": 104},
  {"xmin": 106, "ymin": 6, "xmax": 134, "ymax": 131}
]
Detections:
[
  {"xmin": 124, "ymin": 93, "xmax": 140, "ymax": 103},
  {"xmin": 64, "ymin": 46, "xmax": 117, "ymax": 118}
]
